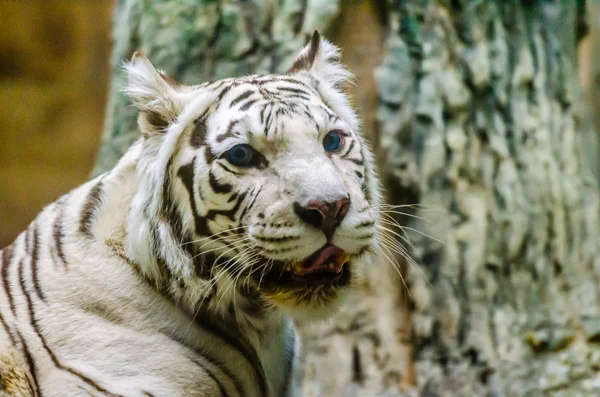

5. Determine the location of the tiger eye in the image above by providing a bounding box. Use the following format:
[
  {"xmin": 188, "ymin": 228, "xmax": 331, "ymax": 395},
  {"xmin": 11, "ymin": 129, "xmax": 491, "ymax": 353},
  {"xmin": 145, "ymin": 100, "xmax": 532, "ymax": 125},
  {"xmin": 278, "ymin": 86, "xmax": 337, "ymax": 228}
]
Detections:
[
  {"xmin": 323, "ymin": 130, "xmax": 343, "ymax": 152},
  {"xmin": 225, "ymin": 144, "xmax": 257, "ymax": 167}
]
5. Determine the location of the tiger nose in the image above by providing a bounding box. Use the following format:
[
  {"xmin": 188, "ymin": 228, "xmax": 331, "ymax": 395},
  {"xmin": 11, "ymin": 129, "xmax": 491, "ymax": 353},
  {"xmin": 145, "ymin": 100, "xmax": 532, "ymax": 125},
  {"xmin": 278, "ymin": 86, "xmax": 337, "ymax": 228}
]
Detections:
[{"xmin": 293, "ymin": 196, "xmax": 351, "ymax": 239}]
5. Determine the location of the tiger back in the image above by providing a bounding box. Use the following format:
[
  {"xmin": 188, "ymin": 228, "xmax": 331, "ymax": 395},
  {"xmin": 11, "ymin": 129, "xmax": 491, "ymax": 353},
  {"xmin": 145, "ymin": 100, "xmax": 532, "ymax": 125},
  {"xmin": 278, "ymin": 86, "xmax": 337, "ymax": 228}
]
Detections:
[{"xmin": 0, "ymin": 31, "xmax": 380, "ymax": 396}]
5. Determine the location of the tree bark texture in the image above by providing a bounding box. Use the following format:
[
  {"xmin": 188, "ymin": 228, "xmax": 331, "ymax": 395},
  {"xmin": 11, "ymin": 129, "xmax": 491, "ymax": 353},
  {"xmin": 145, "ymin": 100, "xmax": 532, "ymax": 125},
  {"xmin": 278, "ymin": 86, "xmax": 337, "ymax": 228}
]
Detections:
[{"xmin": 95, "ymin": 1, "xmax": 600, "ymax": 396}]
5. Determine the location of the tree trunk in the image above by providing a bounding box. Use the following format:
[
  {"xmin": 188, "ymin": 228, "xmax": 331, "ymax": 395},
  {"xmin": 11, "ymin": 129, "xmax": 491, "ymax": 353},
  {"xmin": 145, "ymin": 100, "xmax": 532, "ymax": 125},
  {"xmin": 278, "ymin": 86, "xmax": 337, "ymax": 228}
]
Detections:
[{"xmin": 95, "ymin": 1, "xmax": 599, "ymax": 396}]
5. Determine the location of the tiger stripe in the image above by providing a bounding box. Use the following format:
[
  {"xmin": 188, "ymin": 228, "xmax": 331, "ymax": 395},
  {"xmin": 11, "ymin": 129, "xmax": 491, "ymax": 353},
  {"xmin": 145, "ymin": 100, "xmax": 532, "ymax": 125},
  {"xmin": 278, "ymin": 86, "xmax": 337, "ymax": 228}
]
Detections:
[
  {"xmin": 2, "ymin": 243, "xmax": 17, "ymax": 317},
  {"xmin": 0, "ymin": 246, "xmax": 16, "ymax": 346},
  {"xmin": 29, "ymin": 222, "xmax": 46, "ymax": 303},
  {"xmin": 16, "ymin": 330, "xmax": 41, "ymax": 397},
  {"xmin": 190, "ymin": 115, "xmax": 208, "ymax": 148},
  {"xmin": 278, "ymin": 331, "xmax": 296, "ymax": 397},
  {"xmin": 0, "ymin": 309, "xmax": 13, "ymax": 346},
  {"xmin": 216, "ymin": 162, "xmax": 240, "ymax": 176},
  {"xmin": 52, "ymin": 198, "xmax": 69, "ymax": 269},
  {"xmin": 18, "ymin": 249, "xmax": 122, "ymax": 397},
  {"xmin": 79, "ymin": 179, "xmax": 104, "ymax": 238},
  {"xmin": 159, "ymin": 329, "xmax": 243, "ymax": 397},
  {"xmin": 196, "ymin": 314, "xmax": 268, "ymax": 397},
  {"xmin": 209, "ymin": 169, "xmax": 233, "ymax": 194}
]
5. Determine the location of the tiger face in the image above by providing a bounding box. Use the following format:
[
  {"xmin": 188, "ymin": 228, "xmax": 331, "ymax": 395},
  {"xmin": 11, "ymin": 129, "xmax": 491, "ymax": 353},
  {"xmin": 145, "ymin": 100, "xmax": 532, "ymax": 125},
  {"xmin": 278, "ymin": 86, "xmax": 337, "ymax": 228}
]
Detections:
[{"xmin": 125, "ymin": 32, "xmax": 380, "ymax": 317}]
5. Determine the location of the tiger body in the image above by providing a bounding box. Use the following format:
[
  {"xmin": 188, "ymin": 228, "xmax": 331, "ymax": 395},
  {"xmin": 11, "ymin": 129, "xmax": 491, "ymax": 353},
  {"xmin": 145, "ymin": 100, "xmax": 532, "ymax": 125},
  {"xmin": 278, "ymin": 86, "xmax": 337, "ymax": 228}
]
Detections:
[{"xmin": 0, "ymin": 32, "xmax": 380, "ymax": 396}]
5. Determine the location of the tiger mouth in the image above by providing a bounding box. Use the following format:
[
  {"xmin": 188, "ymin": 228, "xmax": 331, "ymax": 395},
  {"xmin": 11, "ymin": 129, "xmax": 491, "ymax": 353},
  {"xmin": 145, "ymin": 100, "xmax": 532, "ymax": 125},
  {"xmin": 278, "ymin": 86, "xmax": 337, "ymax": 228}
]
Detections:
[
  {"xmin": 286, "ymin": 245, "xmax": 350, "ymax": 285},
  {"xmin": 258, "ymin": 244, "xmax": 352, "ymax": 288}
]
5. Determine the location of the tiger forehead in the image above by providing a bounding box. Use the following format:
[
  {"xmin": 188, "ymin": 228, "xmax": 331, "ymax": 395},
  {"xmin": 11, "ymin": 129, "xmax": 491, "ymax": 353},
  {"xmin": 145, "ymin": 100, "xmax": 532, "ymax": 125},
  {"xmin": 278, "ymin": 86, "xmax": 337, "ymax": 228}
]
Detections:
[
  {"xmin": 220, "ymin": 76, "xmax": 321, "ymax": 108},
  {"xmin": 198, "ymin": 76, "xmax": 339, "ymax": 143}
]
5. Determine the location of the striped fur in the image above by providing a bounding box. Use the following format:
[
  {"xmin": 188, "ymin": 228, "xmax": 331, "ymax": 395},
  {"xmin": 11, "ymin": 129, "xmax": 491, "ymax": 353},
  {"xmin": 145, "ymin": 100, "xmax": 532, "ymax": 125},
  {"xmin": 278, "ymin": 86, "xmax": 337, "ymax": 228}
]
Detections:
[{"xmin": 0, "ymin": 31, "xmax": 381, "ymax": 396}]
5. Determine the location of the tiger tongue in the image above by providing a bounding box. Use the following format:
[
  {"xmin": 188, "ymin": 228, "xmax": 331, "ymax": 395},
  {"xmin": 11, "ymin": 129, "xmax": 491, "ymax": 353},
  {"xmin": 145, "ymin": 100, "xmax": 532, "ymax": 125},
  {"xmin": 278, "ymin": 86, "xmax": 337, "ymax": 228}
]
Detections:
[{"xmin": 292, "ymin": 245, "xmax": 347, "ymax": 276}]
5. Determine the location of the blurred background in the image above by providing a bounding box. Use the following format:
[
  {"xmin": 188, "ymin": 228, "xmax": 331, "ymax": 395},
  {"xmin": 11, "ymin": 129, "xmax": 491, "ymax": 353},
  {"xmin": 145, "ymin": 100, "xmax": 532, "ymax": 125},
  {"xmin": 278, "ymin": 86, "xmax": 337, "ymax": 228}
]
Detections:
[
  {"xmin": 0, "ymin": 1, "xmax": 113, "ymax": 245},
  {"xmin": 0, "ymin": 0, "xmax": 598, "ymax": 247}
]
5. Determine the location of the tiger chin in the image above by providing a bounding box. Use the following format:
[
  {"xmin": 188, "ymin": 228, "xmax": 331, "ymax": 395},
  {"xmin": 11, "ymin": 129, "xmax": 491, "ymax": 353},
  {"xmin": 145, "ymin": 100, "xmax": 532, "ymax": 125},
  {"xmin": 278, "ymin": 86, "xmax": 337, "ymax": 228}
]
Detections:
[{"xmin": 0, "ymin": 31, "xmax": 381, "ymax": 396}]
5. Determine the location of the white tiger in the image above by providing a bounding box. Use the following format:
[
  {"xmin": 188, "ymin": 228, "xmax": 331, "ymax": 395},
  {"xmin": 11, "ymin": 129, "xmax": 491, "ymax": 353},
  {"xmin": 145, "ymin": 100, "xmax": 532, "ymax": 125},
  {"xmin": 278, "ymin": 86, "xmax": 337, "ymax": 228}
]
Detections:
[{"xmin": 0, "ymin": 31, "xmax": 381, "ymax": 396}]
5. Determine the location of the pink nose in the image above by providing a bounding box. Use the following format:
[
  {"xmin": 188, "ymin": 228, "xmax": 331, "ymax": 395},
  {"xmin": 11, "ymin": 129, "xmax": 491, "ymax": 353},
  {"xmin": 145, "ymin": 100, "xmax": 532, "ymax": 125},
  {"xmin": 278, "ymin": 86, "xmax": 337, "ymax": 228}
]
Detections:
[{"xmin": 293, "ymin": 197, "xmax": 350, "ymax": 239}]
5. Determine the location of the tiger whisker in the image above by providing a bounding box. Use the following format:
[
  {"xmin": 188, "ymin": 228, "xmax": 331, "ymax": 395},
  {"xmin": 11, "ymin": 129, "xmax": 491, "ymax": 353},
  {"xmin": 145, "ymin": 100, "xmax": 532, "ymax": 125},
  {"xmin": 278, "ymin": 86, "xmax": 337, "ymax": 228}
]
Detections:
[
  {"xmin": 179, "ymin": 225, "xmax": 250, "ymax": 247},
  {"xmin": 376, "ymin": 231, "xmax": 432, "ymax": 288},
  {"xmin": 374, "ymin": 203, "xmax": 442, "ymax": 212},
  {"xmin": 378, "ymin": 209, "xmax": 433, "ymax": 223},
  {"xmin": 376, "ymin": 221, "xmax": 415, "ymax": 250},
  {"xmin": 375, "ymin": 242, "xmax": 411, "ymax": 298}
]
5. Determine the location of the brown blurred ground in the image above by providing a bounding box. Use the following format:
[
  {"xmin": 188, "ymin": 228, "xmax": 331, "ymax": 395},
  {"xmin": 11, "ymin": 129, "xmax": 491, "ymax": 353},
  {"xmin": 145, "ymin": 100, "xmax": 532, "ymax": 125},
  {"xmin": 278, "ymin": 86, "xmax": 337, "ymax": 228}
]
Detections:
[
  {"xmin": 0, "ymin": 1, "xmax": 114, "ymax": 246},
  {"xmin": 0, "ymin": 0, "xmax": 598, "ymax": 249}
]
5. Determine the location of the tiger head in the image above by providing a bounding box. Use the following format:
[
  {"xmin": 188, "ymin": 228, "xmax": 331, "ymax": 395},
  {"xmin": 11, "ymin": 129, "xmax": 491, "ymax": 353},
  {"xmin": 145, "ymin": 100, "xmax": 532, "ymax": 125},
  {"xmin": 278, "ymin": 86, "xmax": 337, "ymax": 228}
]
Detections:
[{"xmin": 124, "ymin": 32, "xmax": 381, "ymax": 319}]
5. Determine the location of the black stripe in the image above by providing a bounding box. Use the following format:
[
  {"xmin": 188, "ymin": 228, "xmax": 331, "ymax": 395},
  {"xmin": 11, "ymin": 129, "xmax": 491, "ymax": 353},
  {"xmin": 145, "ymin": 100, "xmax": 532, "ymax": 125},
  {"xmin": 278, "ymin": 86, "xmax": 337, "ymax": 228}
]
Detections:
[
  {"xmin": 265, "ymin": 109, "xmax": 275, "ymax": 137},
  {"xmin": 15, "ymin": 330, "xmax": 41, "ymax": 397},
  {"xmin": 239, "ymin": 99, "xmax": 259, "ymax": 111},
  {"xmin": 276, "ymin": 86, "xmax": 311, "ymax": 96},
  {"xmin": 341, "ymin": 140, "xmax": 355, "ymax": 158},
  {"xmin": 160, "ymin": 157, "xmax": 196, "ymax": 269},
  {"xmin": 25, "ymin": 225, "xmax": 32, "ymax": 256},
  {"xmin": 2, "ymin": 244, "xmax": 16, "ymax": 317},
  {"xmin": 196, "ymin": 314, "xmax": 268, "ymax": 397},
  {"xmin": 361, "ymin": 147, "xmax": 372, "ymax": 203},
  {"xmin": 251, "ymin": 234, "xmax": 299, "ymax": 243},
  {"xmin": 18, "ymin": 258, "xmax": 123, "ymax": 396},
  {"xmin": 0, "ymin": 248, "xmax": 16, "ymax": 343},
  {"xmin": 216, "ymin": 83, "xmax": 235, "ymax": 102},
  {"xmin": 345, "ymin": 157, "xmax": 364, "ymax": 166},
  {"xmin": 279, "ymin": 330, "xmax": 295, "ymax": 397},
  {"xmin": 260, "ymin": 104, "xmax": 267, "ymax": 124},
  {"xmin": 355, "ymin": 220, "xmax": 374, "ymax": 229},
  {"xmin": 190, "ymin": 117, "xmax": 209, "ymax": 148},
  {"xmin": 178, "ymin": 159, "xmax": 212, "ymax": 237},
  {"xmin": 0, "ymin": 310, "xmax": 14, "ymax": 345},
  {"xmin": 160, "ymin": 157, "xmax": 176, "ymax": 227},
  {"xmin": 272, "ymin": 76, "xmax": 312, "ymax": 87},
  {"xmin": 79, "ymin": 180, "xmax": 104, "ymax": 238},
  {"xmin": 215, "ymin": 120, "xmax": 238, "ymax": 143},
  {"xmin": 1, "ymin": 245, "xmax": 14, "ymax": 270},
  {"xmin": 217, "ymin": 162, "xmax": 240, "ymax": 176},
  {"xmin": 227, "ymin": 193, "xmax": 238, "ymax": 204},
  {"xmin": 209, "ymin": 170, "xmax": 233, "ymax": 194},
  {"xmin": 204, "ymin": 146, "xmax": 216, "ymax": 164},
  {"xmin": 205, "ymin": 191, "xmax": 247, "ymax": 222},
  {"xmin": 53, "ymin": 199, "xmax": 68, "ymax": 269},
  {"xmin": 282, "ymin": 94, "xmax": 311, "ymax": 102},
  {"xmin": 190, "ymin": 358, "xmax": 230, "ymax": 397},
  {"xmin": 230, "ymin": 90, "xmax": 254, "ymax": 107},
  {"xmin": 29, "ymin": 222, "xmax": 46, "ymax": 303},
  {"xmin": 161, "ymin": 329, "xmax": 241, "ymax": 397},
  {"xmin": 238, "ymin": 186, "xmax": 262, "ymax": 226},
  {"xmin": 263, "ymin": 103, "xmax": 272, "ymax": 136}
]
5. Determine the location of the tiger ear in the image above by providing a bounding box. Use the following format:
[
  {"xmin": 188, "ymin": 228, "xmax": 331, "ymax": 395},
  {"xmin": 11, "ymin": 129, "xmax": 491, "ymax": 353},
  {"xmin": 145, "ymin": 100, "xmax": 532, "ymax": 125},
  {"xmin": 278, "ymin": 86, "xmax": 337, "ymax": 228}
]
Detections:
[
  {"xmin": 285, "ymin": 30, "xmax": 351, "ymax": 88},
  {"xmin": 124, "ymin": 52, "xmax": 183, "ymax": 135}
]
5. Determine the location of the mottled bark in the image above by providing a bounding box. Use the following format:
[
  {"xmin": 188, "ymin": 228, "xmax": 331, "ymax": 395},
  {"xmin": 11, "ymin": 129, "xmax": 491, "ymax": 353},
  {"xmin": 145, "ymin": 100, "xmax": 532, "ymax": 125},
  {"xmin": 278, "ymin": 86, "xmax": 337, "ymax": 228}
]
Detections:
[
  {"xmin": 374, "ymin": 1, "xmax": 600, "ymax": 396},
  {"xmin": 95, "ymin": 1, "xmax": 599, "ymax": 396}
]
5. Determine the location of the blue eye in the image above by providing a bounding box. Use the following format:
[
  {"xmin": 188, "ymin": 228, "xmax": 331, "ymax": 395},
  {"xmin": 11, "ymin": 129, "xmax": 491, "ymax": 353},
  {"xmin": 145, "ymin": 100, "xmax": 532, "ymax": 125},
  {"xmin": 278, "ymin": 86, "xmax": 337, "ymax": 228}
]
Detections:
[
  {"xmin": 225, "ymin": 144, "xmax": 257, "ymax": 167},
  {"xmin": 323, "ymin": 130, "xmax": 343, "ymax": 152}
]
